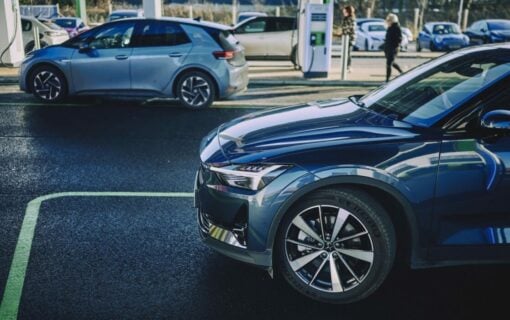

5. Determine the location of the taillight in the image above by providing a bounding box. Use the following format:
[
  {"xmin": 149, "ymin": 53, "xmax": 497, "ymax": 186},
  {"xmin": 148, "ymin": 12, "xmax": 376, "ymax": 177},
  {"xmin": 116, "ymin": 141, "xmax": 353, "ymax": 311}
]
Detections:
[{"xmin": 213, "ymin": 50, "xmax": 235, "ymax": 60}]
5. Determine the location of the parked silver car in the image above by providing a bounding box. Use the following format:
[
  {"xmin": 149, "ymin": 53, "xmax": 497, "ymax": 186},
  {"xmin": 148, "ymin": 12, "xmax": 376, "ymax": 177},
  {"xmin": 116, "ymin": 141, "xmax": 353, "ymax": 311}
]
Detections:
[{"xmin": 19, "ymin": 18, "xmax": 249, "ymax": 109}]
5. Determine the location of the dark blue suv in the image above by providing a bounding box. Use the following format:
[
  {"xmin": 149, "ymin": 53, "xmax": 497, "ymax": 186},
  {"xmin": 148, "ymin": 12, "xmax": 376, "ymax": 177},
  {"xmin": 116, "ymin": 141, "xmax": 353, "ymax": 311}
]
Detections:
[{"xmin": 195, "ymin": 44, "xmax": 510, "ymax": 303}]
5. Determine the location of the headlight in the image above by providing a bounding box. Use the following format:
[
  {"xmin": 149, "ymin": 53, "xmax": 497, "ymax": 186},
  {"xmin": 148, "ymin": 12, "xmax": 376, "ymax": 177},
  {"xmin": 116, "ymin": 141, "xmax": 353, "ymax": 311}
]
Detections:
[{"xmin": 211, "ymin": 164, "xmax": 291, "ymax": 191}]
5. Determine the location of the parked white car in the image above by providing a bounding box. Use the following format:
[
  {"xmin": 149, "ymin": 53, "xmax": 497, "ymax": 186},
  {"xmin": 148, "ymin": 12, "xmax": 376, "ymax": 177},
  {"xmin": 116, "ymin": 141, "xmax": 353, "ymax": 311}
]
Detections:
[
  {"xmin": 21, "ymin": 16, "xmax": 69, "ymax": 54},
  {"xmin": 355, "ymin": 22, "xmax": 386, "ymax": 51},
  {"xmin": 237, "ymin": 12, "xmax": 268, "ymax": 24},
  {"xmin": 355, "ymin": 21, "xmax": 409, "ymax": 51},
  {"xmin": 233, "ymin": 16, "xmax": 297, "ymax": 65}
]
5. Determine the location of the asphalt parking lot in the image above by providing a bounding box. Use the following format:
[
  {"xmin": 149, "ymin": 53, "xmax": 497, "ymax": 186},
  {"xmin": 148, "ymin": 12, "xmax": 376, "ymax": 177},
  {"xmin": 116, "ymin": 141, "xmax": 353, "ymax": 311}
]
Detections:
[{"xmin": 1, "ymin": 80, "xmax": 509, "ymax": 319}]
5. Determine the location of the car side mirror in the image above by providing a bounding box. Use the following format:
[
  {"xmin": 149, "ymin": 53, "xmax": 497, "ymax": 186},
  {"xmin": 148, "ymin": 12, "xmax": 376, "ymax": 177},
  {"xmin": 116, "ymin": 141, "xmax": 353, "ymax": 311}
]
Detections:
[
  {"xmin": 78, "ymin": 42, "xmax": 92, "ymax": 53},
  {"xmin": 481, "ymin": 110, "xmax": 510, "ymax": 131}
]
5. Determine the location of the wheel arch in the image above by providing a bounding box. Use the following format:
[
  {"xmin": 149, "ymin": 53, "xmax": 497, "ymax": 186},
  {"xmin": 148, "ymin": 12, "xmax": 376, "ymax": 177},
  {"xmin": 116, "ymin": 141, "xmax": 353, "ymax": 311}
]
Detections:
[
  {"xmin": 268, "ymin": 176, "xmax": 423, "ymax": 268},
  {"xmin": 171, "ymin": 67, "xmax": 221, "ymax": 99},
  {"xmin": 25, "ymin": 61, "xmax": 69, "ymax": 94}
]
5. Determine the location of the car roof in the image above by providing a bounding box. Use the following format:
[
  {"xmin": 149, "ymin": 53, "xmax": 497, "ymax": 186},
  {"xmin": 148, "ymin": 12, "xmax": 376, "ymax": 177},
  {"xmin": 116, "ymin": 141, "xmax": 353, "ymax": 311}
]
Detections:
[
  {"xmin": 426, "ymin": 22, "xmax": 457, "ymax": 25},
  {"xmin": 111, "ymin": 10, "xmax": 141, "ymax": 14},
  {"xmin": 106, "ymin": 17, "xmax": 232, "ymax": 31},
  {"xmin": 238, "ymin": 12, "xmax": 267, "ymax": 16},
  {"xmin": 54, "ymin": 17, "xmax": 81, "ymax": 21}
]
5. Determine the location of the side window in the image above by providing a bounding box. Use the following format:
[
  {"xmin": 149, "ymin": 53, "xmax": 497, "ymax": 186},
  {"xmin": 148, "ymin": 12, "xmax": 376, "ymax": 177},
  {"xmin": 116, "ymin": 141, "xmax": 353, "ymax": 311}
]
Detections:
[
  {"xmin": 273, "ymin": 18, "xmax": 295, "ymax": 32},
  {"xmin": 481, "ymin": 22, "xmax": 488, "ymax": 32},
  {"xmin": 236, "ymin": 19, "xmax": 266, "ymax": 34},
  {"xmin": 133, "ymin": 21, "xmax": 190, "ymax": 47},
  {"xmin": 22, "ymin": 19, "xmax": 32, "ymax": 32},
  {"xmin": 89, "ymin": 22, "xmax": 135, "ymax": 49}
]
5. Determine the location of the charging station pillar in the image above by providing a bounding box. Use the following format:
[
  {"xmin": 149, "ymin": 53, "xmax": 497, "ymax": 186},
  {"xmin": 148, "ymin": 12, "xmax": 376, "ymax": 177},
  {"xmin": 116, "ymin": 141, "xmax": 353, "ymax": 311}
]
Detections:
[
  {"xmin": 0, "ymin": 0, "xmax": 24, "ymax": 67},
  {"xmin": 143, "ymin": 0, "xmax": 162, "ymax": 19},
  {"xmin": 75, "ymin": 0, "xmax": 87, "ymax": 23},
  {"xmin": 298, "ymin": 0, "xmax": 333, "ymax": 78}
]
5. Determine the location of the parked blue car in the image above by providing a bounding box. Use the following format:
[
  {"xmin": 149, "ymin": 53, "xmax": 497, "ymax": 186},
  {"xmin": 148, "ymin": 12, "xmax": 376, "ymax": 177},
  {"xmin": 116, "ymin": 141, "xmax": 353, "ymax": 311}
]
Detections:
[
  {"xmin": 465, "ymin": 19, "xmax": 510, "ymax": 45},
  {"xmin": 196, "ymin": 44, "xmax": 510, "ymax": 303},
  {"xmin": 19, "ymin": 18, "xmax": 249, "ymax": 109},
  {"xmin": 417, "ymin": 22, "xmax": 469, "ymax": 51}
]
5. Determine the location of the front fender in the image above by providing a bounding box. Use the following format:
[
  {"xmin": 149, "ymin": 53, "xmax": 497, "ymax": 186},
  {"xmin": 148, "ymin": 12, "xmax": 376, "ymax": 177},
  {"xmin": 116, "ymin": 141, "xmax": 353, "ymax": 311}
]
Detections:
[{"xmin": 265, "ymin": 166, "xmax": 424, "ymax": 267}]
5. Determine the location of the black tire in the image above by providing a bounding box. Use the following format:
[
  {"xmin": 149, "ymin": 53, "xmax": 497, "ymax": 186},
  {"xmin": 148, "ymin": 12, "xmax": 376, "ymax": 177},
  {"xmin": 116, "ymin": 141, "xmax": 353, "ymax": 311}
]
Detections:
[
  {"xmin": 275, "ymin": 188, "xmax": 396, "ymax": 304},
  {"xmin": 365, "ymin": 39, "xmax": 369, "ymax": 51},
  {"xmin": 25, "ymin": 40, "xmax": 48, "ymax": 54},
  {"xmin": 430, "ymin": 41, "xmax": 437, "ymax": 52},
  {"xmin": 29, "ymin": 65, "xmax": 68, "ymax": 103},
  {"xmin": 176, "ymin": 70, "xmax": 215, "ymax": 109},
  {"xmin": 417, "ymin": 41, "xmax": 422, "ymax": 52}
]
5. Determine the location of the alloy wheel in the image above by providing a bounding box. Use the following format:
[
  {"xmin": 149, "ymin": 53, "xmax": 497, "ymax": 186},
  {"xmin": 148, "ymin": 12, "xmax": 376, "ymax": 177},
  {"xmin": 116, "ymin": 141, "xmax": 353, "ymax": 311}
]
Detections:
[
  {"xmin": 33, "ymin": 70, "xmax": 62, "ymax": 101},
  {"xmin": 180, "ymin": 75, "xmax": 211, "ymax": 108},
  {"xmin": 285, "ymin": 205, "xmax": 374, "ymax": 293}
]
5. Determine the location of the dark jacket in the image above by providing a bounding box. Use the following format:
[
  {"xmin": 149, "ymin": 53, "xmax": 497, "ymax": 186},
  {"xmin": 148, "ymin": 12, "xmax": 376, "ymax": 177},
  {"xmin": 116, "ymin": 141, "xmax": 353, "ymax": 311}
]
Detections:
[{"xmin": 385, "ymin": 22, "xmax": 402, "ymax": 52}]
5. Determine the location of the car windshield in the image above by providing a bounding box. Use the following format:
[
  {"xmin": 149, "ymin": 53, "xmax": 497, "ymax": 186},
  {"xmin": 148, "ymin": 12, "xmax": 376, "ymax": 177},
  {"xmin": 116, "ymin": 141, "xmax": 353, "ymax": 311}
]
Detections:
[
  {"xmin": 360, "ymin": 52, "xmax": 510, "ymax": 127},
  {"xmin": 432, "ymin": 24, "xmax": 460, "ymax": 34},
  {"xmin": 488, "ymin": 20, "xmax": 510, "ymax": 30},
  {"xmin": 55, "ymin": 19, "xmax": 76, "ymax": 28},
  {"xmin": 369, "ymin": 24, "xmax": 386, "ymax": 32},
  {"xmin": 40, "ymin": 20, "xmax": 62, "ymax": 30}
]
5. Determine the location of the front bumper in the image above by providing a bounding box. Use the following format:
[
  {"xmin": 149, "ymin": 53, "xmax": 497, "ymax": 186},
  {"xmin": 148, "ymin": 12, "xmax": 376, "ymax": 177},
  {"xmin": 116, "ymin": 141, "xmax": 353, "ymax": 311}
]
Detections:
[
  {"xmin": 194, "ymin": 163, "xmax": 315, "ymax": 268},
  {"xmin": 194, "ymin": 165, "xmax": 272, "ymax": 267}
]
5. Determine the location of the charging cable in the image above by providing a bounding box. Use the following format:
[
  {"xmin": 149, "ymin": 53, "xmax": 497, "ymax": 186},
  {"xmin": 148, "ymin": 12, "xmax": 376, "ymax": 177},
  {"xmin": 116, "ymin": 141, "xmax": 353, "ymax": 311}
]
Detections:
[{"xmin": 0, "ymin": 1, "xmax": 20, "ymax": 68}]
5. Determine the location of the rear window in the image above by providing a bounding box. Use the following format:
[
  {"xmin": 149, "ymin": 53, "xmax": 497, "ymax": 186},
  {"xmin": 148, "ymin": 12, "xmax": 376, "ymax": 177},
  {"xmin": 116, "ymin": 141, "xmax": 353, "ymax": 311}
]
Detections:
[
  {"xmin": 55, "ymin": 19, "xmax": 77, "ymax": 28},
  {"xmin": 205, "ymin": 28, "xmax": 238, "ymax": 51}
]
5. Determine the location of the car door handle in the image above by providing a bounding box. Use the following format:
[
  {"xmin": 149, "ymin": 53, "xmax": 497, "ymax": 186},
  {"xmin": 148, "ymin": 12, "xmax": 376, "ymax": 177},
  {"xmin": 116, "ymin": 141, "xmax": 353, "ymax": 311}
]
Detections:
[
  {"xmin": 169, "ymin": 52, "xmax": 183, "ymax": 57},
  {"xmin": 115, "ymin": 55, "xmax": 129, "ymax": 60}
]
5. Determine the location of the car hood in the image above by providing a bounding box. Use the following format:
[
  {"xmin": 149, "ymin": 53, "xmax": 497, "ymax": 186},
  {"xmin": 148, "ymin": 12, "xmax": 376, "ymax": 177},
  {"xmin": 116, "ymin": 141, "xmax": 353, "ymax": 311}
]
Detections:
[
  {"xmin": 200, "ymin": 99, "xmax": 417, "ymax": 164},
  {"xmin": 434, "ymin": 33, "xmax": 465, "ymax": 39}
]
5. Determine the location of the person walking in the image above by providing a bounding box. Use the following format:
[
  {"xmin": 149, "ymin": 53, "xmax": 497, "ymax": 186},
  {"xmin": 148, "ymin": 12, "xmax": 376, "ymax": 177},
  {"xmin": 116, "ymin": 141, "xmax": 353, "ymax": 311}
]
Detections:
[
  {"xmin": 340, "ymin": 5, "xmax": 356, "ymax": 72},
  {"xmin": 384, "ymin": 13, "xmax": 403, "ymax": 82}
]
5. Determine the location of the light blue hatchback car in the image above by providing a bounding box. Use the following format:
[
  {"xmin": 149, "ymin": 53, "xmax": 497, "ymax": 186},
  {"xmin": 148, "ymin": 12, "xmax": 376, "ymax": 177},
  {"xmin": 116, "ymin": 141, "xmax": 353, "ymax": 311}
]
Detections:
[{"xmin": 19, "ymin": 18, "xmax": 249, "ymax": 109}]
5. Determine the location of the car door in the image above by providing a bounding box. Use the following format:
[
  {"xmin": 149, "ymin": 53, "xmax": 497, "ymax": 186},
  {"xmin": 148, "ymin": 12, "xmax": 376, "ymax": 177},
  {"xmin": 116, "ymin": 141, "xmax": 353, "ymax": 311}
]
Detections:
[
  {"xmin": 432, "ymin": 61, "xmax": 510, "ymax": 261},
  {"xmin": 419, "ymin": 26, "xmax": 431, "ymax": 49},
  {"xmin": 263, "ymin": 17, "xmax": 296, "ymax": 57},
  {"xmin": 234, "ymin": 17, "xmax": 268, "ymax": 57},
  {"xmin": 70, "ymin": 20, "xmax": 135, "ymax": 93},
  {"xmin": 130, "ymin": 20, "xmax": 192, "ymax": 94}
]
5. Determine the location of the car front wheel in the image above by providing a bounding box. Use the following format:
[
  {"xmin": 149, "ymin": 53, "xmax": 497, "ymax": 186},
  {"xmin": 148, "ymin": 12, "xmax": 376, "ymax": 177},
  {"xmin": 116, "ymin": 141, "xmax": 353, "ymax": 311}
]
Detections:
[
  {"xmin": 29, "ymin": 65, "xmax": 67, "ymax": 102},
  {"xmin": 176, "ymin": 71, "xmax": 215, "ymax": 109},
  {"xmin": 276, "ymin": 188, "xmax": 396, "ymax": 304}
]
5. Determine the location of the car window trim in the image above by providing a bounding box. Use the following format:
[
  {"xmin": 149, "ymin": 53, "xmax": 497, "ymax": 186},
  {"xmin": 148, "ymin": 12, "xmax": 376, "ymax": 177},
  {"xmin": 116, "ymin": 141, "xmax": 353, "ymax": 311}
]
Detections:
[{"xmin": 441, "ymin": 74, "xmax": 510, "ymax": 132}]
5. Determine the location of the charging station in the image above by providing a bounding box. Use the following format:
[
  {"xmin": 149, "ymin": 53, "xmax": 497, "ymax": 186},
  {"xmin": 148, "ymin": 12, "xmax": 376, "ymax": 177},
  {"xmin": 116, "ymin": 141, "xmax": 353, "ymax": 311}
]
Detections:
[
  {"xmin": 0, "ymin": 0, "xmax": 24, "ymax": 67},
  {"xmin": 297, "ymin": 0, "xmax": 333, "ymax": 78}
]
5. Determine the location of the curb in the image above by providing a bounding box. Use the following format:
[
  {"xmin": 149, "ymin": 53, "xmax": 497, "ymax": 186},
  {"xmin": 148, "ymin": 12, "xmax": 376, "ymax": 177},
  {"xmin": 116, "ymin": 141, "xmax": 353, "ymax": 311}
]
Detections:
[
  {"xmin": 250, "ymin": 79, "xmax": 381, "ymax": 87},
  {"xmin": 0, "ymin": 77, "xmax": 18, "ymax": 85}
]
